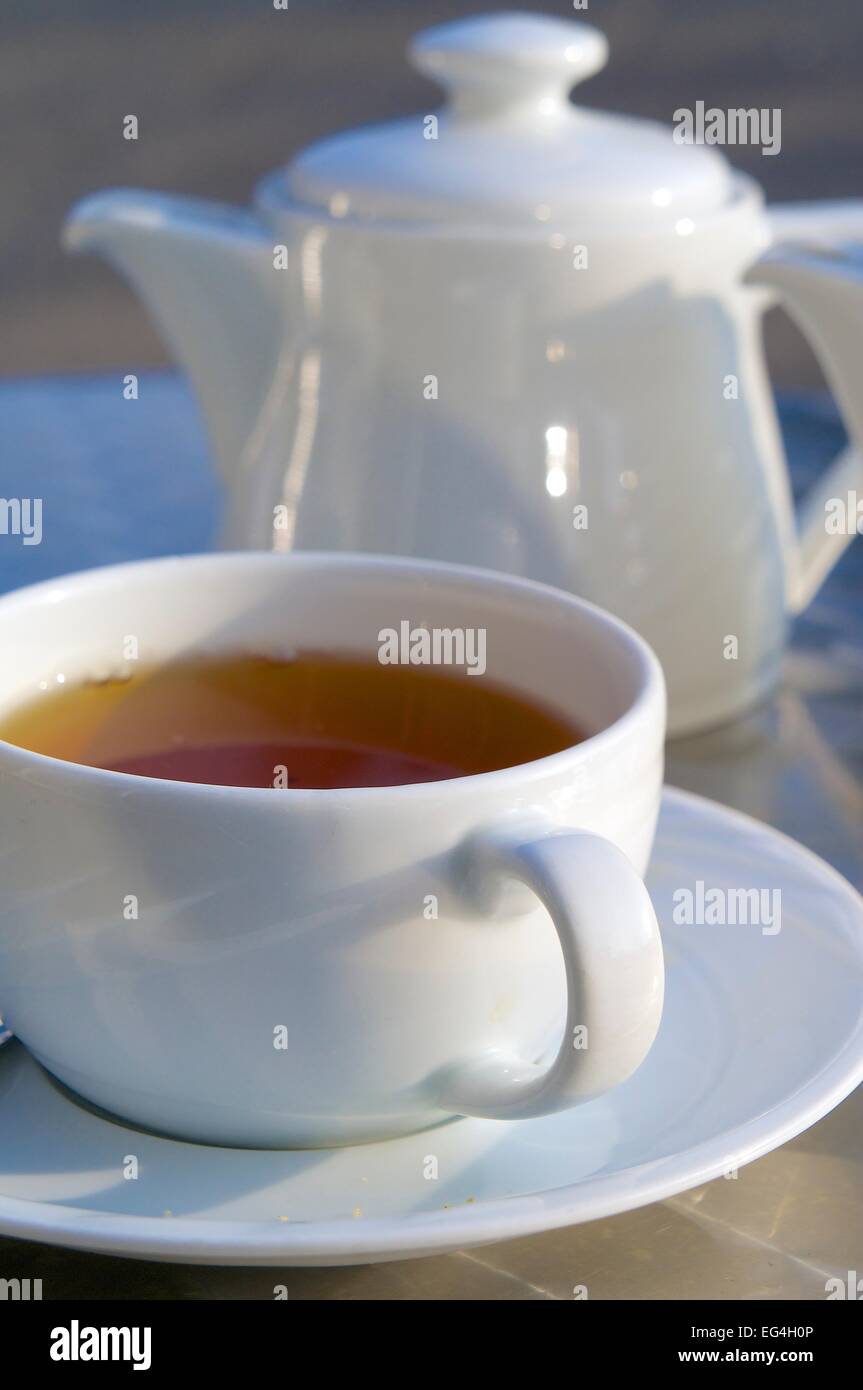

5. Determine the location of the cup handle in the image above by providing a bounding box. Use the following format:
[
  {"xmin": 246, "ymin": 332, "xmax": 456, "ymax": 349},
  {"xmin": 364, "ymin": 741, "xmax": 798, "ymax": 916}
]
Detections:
[{"xmin": 438, "ymin": 819, "xmax": 664, "ymax": 1121}]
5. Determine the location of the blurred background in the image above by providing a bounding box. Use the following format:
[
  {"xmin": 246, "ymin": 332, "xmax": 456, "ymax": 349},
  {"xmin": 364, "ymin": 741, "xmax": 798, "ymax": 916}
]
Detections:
[{"xmin": 2, "ymin": 0, "xmax": 862, "ymax": 386}]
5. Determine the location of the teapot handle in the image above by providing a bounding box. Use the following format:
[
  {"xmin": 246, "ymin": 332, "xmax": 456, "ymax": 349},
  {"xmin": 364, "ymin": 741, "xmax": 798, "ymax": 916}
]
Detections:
[{"xmin": 748, "ymin": 202, "xmax": 863, "ymax": 613}]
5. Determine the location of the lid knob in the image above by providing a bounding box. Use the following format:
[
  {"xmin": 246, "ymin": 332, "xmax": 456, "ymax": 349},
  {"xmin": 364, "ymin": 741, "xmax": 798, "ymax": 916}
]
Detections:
[{"xmin": 409, "ymin": 12, "xmax": 609, "ymax": 119}]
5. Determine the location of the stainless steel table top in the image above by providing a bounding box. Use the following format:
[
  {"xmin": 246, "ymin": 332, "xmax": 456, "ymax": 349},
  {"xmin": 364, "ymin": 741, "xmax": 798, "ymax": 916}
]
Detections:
[{"xmin": 0, "ymin": 375, "xmax": 859, "ymax": 1299}]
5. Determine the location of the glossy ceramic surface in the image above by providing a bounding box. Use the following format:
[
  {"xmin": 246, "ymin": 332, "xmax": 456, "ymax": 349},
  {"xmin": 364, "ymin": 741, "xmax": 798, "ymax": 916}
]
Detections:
[
  {"xmin": 0, "ymin": 378, "xmax": 857, "ymax": 1293},
  {"xmin": 0, "ymin": 551, "xmax": 664, "ymax": 1147},
  {"xmin": 62, "ymin": 14, "xmax": 863, "ymax": 735},
  {"xmin": 0, "ymin": 789, "xmax": 860, "ymax": 1266}
]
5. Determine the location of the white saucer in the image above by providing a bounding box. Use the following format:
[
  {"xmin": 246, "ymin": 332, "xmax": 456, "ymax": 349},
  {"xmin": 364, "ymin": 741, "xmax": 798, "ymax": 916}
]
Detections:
[{"xmin": 1, "ymin": 788, "xmax": 861, "ymax": 1267}]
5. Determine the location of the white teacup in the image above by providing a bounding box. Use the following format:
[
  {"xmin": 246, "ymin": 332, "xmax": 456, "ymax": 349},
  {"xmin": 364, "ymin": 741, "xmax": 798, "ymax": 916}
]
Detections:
[{"xmin": 0, "ymin": 553, "xmax": 665, "ymax": 1148}]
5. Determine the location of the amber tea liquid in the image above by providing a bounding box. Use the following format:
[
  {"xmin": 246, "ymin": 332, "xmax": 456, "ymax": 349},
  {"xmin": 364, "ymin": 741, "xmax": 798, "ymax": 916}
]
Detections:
[{"xmin": 0, "ymin": 652, "xmax": 583, "ymax": 790}]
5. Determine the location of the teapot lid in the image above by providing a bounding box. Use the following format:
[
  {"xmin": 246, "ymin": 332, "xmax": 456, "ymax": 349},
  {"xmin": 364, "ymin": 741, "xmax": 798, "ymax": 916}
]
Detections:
[{"xmin": 271, "ymin": 12, "xmax": 734, "ymax": 232}]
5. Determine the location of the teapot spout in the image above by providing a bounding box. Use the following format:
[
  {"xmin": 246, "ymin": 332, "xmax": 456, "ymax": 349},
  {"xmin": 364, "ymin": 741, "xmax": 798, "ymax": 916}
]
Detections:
[{"xmin": 63, "ymin": 189, "xmax": 282, "ymax": 492}]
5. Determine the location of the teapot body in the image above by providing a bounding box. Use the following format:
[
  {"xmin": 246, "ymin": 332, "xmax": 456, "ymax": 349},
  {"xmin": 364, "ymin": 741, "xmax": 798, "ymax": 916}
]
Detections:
[
  {"xmin": 64, "ymin": 13, "xmax": 863, "ymax": 736},
  {"xmin": 242, "ymin": 186, "xmax": 791, "ymax": 735}
]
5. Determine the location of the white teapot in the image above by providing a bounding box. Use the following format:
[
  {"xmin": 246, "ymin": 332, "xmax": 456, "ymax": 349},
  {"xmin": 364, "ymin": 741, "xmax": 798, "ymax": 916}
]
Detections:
[{"xmin": 64, "ymin": 12, "xmax": 863, "ymax": 735}]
